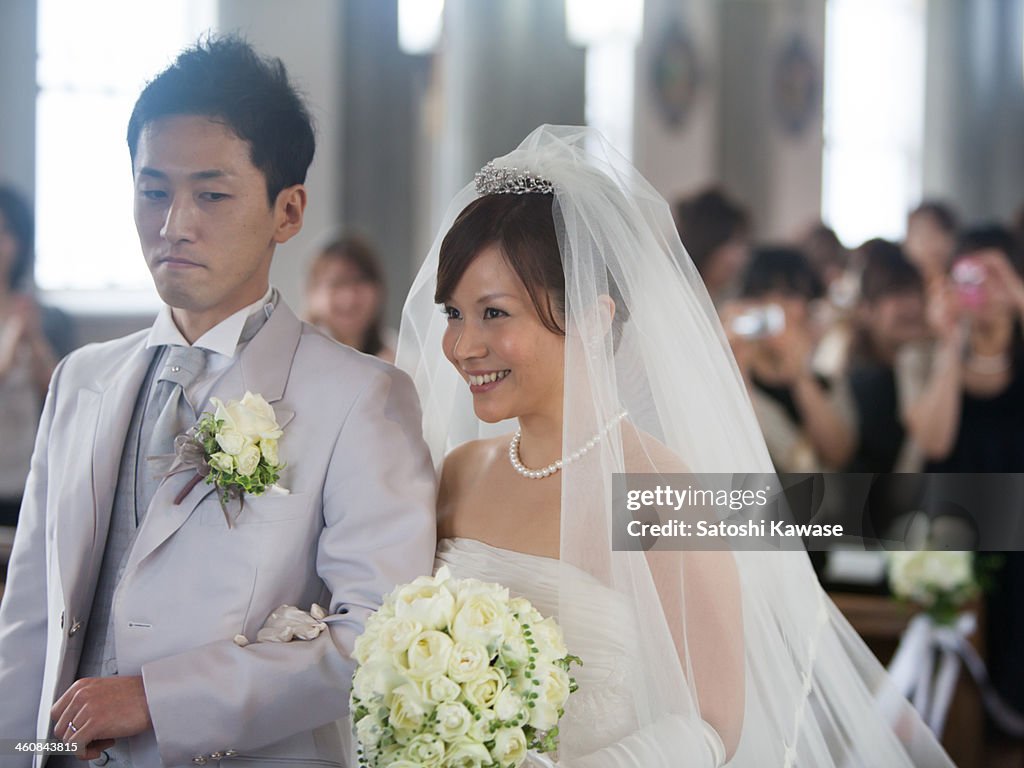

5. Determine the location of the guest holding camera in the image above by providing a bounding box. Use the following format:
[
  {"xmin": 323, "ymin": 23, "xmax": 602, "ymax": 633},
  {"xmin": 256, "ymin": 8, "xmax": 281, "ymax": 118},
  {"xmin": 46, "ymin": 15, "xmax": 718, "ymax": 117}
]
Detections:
[
  {"xmin": 901, "ymin": 225, "xmax": 1024, "ymax": 471},
  {"xmin": 723, "ymin": 247, "xmax": 855, "ymax": 472}
]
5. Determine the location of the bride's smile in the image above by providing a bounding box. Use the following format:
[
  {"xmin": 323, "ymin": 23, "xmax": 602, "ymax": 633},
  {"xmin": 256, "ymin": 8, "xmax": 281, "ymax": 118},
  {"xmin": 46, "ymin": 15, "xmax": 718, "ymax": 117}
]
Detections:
[{"xmin": 440, "ymin": 243, "xmax": 564, "ymax": 425}]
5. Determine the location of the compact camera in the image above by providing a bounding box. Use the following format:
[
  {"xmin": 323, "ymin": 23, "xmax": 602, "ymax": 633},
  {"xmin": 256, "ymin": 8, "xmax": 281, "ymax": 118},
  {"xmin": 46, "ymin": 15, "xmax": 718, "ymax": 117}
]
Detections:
[{"xmin": 730, "ymin": 304, "xmax": 786, "ymax": 339}]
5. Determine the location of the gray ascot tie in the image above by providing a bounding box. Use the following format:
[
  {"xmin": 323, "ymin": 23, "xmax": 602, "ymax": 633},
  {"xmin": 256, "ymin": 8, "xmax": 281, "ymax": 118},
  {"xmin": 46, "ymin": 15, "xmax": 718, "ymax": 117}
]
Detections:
[{"xmin": 138, "ymin": 344, "xmax": 208, "ymax": 516}]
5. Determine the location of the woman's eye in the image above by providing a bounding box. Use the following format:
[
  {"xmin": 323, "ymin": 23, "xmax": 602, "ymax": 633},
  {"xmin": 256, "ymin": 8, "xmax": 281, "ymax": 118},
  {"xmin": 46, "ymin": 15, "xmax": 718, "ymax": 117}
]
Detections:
[
  {"xmin": 484, "ymin": 307, "xmax": 508, "ymax": 319},
  {"xmin": 442, "ymin": 305, "xmax": 461, "ymax": 320}
]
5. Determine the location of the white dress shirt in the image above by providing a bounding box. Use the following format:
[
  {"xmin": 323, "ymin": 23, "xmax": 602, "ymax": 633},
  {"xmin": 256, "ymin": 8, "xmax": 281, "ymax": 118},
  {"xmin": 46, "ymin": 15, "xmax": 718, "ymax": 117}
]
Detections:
[{"xmin": 144, "ymin": 287, "xmax": 274, "ymax": 414}]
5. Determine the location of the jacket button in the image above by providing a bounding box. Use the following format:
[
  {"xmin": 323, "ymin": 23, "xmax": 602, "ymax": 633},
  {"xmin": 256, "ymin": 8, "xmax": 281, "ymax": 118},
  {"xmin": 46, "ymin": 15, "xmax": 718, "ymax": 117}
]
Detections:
[
  {"xmin": 210, "ymin": 752, "xmax": 224, "ymax": 760},
  {"xmin": 68, "ymin": 618, "xmax": 82, "ymax": 637},
  {"xmin": 192, "ymin": 757, "xmax": 207, "ymax": 765},
  {"xmin": 224, "ymin": 749, "xmax": 238, "ymax": 757}
]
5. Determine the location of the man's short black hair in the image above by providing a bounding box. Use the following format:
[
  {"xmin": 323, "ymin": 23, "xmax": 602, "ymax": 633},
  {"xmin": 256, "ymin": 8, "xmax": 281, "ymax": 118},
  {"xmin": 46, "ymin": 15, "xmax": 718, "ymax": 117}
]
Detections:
[{"xmin": 126, "ymin": 35, "xmax": 315, "ymax": 204}]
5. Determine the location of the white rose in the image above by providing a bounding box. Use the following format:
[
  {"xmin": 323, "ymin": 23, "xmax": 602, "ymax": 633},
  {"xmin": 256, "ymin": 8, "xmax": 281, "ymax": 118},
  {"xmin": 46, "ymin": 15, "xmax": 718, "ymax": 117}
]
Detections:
[
  {"xmin": 530, "ymin": 617, "xmax": 568, "ymax": 661},
  {"xmin": 448, "ymin": 641, "xmax": 491, "ymax": 683},
  {"xmin": 208, "ymin": 452, "xmax": 235, "ymax": 473},
  {"xmin": 404, "ymin": 630, "xmax": 455, "ymax": 680},
  {"xmin": 529, "ymin": 665, "xmax": 571, "ymax": 731},
  {"xmin": 462, "ymin": 667, "xmax": 506, "ymax": 710},
  {"xmin": 490, "ymin": 727, "xmax": 528, "ymax": 768},
  {"xmin": 434, "ymin": 700, "xmax": 473, "ymax": 740},
  {"xmin": 354, "ymin": 713, "xmax": 385, "ymax": 749},
  {"xmin": 498, "ymin": 622, "xmax": 530, "ymax": 669},
  {"xmin": 452, "ymin": 594, "xmax": 507, "ymax": 649},
  {"xmin": 510, "ymin": 596, "xmax": 544, "ymax": 624},
  {"xmin": 404, "ymin": 734, "xmax": 446, "ymax": 767},
  {"xmin": 378, "ymin": 617, "xmax": 424, "ymax": 655},
  {"xmin": 422, "ymin": 674, "xmax": 461, "ymax": 704},
  {"xmin": 394, "ymin": 575, "xmax": 457, "ymax": 630},
  {"xmin": 493, "ymin": 687, "xmax": 527, "ymax": 725},
  {"xmin": 352, "ymin": 659, "xmax": 403, "ymax": 703},
  {"xmin": 353, "ymin": 622, "xmax": 384, "ymax": 665},
  {"xmin": 445, "ymin": 737, "xmax": 493, "ymax": 768},
  {"xmin": 238, "ymin": 391, "xmax": 284, "ymax": 438},
  {"xmin": 215, "ymin": 427, "xmax": 246, "ymax": 456},
  {"xmin": 260, "ymin": 437, "xmax": 280, "ymax": 466},
  {"xmin": 388, "ymin": 682, "xmax": 430, "ymax": 733},
  {"xmin": 235, "ymin": 442, "xmax": 261, "ymax": 477},
  {"xmin": 468, "ymin": 708, "xmax": 498, "ymax": 742},
  {"xmin": 455, "ymin": 577, "xmax": 510, "ymax": 606}
]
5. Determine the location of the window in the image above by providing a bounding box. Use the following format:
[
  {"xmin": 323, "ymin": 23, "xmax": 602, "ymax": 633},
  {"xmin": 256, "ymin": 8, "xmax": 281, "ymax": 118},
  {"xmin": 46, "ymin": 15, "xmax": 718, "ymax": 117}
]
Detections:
[
  {"xmin": 35, "ymin": 0, "xmax": 216, "ymax": 295},
  {"xmin": 822, "ymin": 0, "xmax": 925, "ymax": 246}
]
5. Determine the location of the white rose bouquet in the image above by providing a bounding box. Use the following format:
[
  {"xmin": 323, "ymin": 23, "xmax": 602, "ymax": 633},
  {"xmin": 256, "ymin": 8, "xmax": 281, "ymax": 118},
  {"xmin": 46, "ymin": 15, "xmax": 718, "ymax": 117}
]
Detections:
[
  {"xmin": 350, "ymin": 566, "xmax": 581, "ymax": 768},
  {"xmin": 887, "ymin": 550, "xmax": 978, "ymax": 625},
  {"xmin": 173, "ymin": 391, "xmax": 285, "ymax": 522}
]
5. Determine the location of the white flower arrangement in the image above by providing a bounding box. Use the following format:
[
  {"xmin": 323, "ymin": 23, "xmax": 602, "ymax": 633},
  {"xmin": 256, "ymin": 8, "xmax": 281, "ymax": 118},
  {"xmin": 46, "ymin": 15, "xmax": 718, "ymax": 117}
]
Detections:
[
  {"xmin": 173, "ymin": 391, "xmax": 285, "ymax": 524},
  {"xmin": 887, "ymin": 550, "xmax": 978, "ymax": 625},
  {"xmin": 350, "ymin": 567, "xmax": 581, "ymax": 768}
]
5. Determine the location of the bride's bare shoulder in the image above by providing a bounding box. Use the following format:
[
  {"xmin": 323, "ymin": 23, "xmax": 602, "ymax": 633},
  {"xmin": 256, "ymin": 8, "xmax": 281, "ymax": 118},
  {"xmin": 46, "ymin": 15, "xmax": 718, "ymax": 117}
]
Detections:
[
  {"xmin": 440, "ymin": 435, "xmax": 509, "ymax": 494},
  {"xmin": 622, "ymin": 422, "xmax": 691, "ymax": 475}
]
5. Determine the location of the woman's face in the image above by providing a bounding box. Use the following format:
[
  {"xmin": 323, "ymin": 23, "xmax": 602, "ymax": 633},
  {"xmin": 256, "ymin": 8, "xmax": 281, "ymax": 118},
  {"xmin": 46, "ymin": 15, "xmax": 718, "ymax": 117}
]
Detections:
[
  {"xmin": 307, "ymin": 257, "xmax": 381, "ymax": 343},
  {"xmin": 867, "ymin": 290, "xmax": 926, "ymax": 351},
  {"xmin": 0, "ymin": 210, "xmax": 19, "ymax": 289},
  {"xmin": 905, "ymin": 213, "xmax": 953, "ymax": 277},
  {"xmin": 441, "ymin": 244, "xmax": 565, "ymax": 424}
]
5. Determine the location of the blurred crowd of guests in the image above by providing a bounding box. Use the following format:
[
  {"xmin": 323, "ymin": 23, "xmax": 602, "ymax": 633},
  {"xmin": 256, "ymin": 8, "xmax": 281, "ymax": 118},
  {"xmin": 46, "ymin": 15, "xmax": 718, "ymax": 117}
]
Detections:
[
  {"xmin": 674, "ymin": 189, "xmax": 1024, "ymax": 717},
  {"xmin": 674, "ymin": 189, "xmax": 1024, "ymax": 480}
]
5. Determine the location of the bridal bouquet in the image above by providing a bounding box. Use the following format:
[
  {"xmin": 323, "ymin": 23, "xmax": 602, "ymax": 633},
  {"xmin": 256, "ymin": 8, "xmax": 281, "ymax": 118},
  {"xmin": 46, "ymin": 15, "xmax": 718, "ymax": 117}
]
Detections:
[{"xmin": 350, "ymin": 567, "xmax": 580, "ymax": 768}]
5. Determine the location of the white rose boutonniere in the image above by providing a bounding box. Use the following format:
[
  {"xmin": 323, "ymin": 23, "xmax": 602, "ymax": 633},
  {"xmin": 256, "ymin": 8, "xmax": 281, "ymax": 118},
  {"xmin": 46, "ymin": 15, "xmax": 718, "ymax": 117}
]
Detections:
[{"xmin": 172, "ymin": 391, "xmax": 286, "ymax": 525}]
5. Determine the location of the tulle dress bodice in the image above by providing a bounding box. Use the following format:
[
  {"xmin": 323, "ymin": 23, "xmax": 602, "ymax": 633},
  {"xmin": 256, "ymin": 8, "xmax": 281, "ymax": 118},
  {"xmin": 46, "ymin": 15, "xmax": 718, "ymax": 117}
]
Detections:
[{"xmin": 435, "ymin": 537, "xmax": 726, "ymax": 766}]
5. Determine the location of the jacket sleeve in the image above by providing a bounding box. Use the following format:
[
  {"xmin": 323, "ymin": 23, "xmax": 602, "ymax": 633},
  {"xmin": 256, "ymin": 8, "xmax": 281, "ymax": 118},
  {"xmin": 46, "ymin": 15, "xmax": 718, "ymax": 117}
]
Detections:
[
  {"xmin": 141, "ymin": 365, "xmax": 437, "ymax": 766},
  {"xmin": 0, "ymin": 357, "xmax": 66, "ymax": 756}
]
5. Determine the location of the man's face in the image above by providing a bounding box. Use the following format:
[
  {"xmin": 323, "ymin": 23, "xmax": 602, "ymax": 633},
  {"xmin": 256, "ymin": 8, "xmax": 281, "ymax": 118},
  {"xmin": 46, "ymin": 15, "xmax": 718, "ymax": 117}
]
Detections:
[{"xmin": 133, "ymin": 115, "xmax": 298, "ymax": 321}]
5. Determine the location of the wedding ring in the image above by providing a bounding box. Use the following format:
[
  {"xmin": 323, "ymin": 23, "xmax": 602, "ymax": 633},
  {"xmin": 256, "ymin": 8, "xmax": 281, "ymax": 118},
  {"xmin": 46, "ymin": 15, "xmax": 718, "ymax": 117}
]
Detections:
[{"xmin": 68, "ymin": 721, "xmax": 78, "ymax": 734}]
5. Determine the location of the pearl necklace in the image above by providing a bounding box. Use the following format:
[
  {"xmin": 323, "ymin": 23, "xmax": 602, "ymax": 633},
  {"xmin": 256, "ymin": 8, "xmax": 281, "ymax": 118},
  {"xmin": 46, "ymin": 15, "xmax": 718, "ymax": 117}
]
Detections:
[{"xmin": 509, "ymin": 410, "xmax": 628, "ymax": 479}]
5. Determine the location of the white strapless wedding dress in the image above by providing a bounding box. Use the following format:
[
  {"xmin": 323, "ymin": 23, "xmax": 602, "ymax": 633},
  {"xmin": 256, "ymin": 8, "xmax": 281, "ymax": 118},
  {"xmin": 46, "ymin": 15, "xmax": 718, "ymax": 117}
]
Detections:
[{"xmin": 436, "ymin": 538, "xmax": 727, "ymax": 768}]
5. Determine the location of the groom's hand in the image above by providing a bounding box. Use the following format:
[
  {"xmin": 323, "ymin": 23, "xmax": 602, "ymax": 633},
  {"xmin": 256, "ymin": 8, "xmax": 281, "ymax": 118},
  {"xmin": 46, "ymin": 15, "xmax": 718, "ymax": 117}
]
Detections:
[{"xmin": 51, "ymin": 676, "xmax": 152, "ymax": 755}]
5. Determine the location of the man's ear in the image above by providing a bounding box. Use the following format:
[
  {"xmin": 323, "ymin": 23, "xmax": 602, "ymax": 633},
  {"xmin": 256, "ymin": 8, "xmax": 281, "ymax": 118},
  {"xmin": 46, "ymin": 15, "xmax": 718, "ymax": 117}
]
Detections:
[{"xmin": 273, "ymin": 184, "xmax": 307, "ymax": 244}]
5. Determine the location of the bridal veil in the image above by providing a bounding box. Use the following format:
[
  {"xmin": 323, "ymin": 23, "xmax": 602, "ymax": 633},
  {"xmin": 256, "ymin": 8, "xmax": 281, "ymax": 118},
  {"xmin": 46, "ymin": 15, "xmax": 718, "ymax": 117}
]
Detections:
[{"xmin": 398, "ymin": 125, "xmax": 952, "ymax": 767}]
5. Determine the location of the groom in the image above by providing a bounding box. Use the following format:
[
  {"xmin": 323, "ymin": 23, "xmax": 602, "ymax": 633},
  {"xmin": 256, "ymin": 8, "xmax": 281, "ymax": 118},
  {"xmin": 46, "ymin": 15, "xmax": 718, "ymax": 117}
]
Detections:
[{"xmin": 0, "ymin": 37, "xmax": 436, "ymax": 767}]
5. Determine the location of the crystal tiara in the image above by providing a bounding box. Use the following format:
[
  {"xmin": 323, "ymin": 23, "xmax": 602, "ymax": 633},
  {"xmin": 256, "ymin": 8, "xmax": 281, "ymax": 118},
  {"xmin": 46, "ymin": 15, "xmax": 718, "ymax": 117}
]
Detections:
[{"xmin": 474, "ymin": 161, "xmax": 555, "ymax": 196}]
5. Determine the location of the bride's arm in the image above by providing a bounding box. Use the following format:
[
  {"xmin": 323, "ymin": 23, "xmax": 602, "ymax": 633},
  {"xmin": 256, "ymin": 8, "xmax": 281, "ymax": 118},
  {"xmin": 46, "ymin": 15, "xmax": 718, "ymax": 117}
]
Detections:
[
  {"xmin": 626, "ymin": 429, "xmax": 745, "ymax": 760},
  {"xmin": 646, "ymin": 549, "xmax": 744, "ymax": 759}
]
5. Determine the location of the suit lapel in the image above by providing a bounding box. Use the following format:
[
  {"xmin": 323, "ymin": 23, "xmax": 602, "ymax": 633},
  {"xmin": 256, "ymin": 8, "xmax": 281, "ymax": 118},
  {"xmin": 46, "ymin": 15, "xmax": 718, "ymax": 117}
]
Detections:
[
  {"xmin": 56, "ymin": 339, "xmax": 154, "ymax": 613},
  {"xmin": 124, "ymin": 302, "xmax": 303, "ymax": 570}
]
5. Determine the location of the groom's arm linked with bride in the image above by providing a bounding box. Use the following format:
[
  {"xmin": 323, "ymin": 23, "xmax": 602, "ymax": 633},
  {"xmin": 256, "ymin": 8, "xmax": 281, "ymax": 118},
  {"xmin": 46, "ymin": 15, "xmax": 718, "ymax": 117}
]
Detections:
[{"xmin": 0, "ymin": 38, "xmax": 436, "ymax": 768}]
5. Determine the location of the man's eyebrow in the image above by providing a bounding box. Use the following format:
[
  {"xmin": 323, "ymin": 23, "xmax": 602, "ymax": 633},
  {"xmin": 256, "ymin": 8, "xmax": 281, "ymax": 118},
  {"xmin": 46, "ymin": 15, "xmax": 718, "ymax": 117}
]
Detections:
[{"xmin": 136, "ymin": 168, "xmax": 233, "ymax": 181}]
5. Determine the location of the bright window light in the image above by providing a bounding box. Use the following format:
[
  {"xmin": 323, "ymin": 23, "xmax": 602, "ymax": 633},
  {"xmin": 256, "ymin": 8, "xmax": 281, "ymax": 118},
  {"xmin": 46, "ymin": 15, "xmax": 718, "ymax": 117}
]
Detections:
[
  {"xmin": 822, "ymin": 0, "xmax": 925, "ymax": 246},
  {"xmin": 565, "ymin": 0, "xmax": 643, "ymax": 47},
  {"xmin": 398, "ymin": 0, "xmax": 445, "ymax": 55},
  {"xmin": 35, "ymin": 0, "xmax": 216, "ymax": 293}
]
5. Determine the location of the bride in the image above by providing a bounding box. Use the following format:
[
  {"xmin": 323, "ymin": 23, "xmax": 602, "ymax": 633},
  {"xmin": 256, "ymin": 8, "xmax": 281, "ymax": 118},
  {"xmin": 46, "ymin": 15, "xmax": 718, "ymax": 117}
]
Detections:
[{"xmin": 397, "ymin": 125, "xmax": 952, "ymax": 766}]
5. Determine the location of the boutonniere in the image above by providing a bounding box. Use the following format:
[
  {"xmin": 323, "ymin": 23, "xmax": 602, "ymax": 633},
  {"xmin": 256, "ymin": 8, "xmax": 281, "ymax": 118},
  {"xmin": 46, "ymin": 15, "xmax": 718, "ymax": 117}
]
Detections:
[{"xmin": 173, "ymin": 391, "xmax": 286, "ymax": 525}]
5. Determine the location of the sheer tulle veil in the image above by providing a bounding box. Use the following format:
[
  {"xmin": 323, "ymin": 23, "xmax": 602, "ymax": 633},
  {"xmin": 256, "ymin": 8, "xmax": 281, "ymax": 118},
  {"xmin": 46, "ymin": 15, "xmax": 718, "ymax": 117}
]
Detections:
[{"xmin": 397, "ymin": 126, "xmax": 952, "ymax": 766}]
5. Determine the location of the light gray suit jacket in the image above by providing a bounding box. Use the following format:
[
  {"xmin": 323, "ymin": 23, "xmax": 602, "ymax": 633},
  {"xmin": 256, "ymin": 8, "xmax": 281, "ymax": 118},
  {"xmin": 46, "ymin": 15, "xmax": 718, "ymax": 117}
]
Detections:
[{"xmin": 0, "ymin": 301, "xmax": 437, "ymax": 767}]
